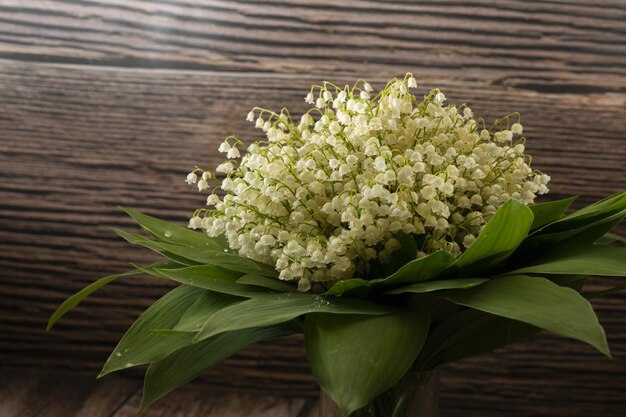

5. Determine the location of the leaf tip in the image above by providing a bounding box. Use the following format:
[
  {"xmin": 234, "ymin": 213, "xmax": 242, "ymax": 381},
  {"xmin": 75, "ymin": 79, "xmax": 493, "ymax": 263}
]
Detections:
[
  {"xmin": 598, "ymin": 340, "xmax": 612, "ymax": 358},
  {"xmin": 46, "ymin": 306, "xmax": 65, "ymax": 331},
  {"xmin": 98, "ymin": 360, "xmax": 116, "ymax": 379},
  {"xmin": 139, "ymin": 393, "xmax": 152, "ymax": 413}
]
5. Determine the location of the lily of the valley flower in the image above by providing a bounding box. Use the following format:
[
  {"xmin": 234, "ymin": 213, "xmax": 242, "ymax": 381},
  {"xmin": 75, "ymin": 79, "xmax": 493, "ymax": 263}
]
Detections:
[{"xmin": 187, "ymin": 74, "xmax": 549, "ymax": 291}]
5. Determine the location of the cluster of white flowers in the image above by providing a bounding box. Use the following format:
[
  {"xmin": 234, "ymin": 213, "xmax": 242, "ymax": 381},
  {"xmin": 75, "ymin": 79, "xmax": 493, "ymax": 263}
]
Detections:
[{"xmin": 186, "ymin": 74, "xmax": 549, "ymax": 291}]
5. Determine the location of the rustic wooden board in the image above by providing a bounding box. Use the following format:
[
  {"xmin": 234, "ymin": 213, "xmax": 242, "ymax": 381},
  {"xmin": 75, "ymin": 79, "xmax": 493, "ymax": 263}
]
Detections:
[
  {"xmin": 0, "ymin": 0, "xmax": 625, "ymax": 415},
  {"xmin": 0, "ymin": 368, "xmax": 138, "ymax": 417},
  {"xmin": 1, "ymin": 0, "xmax": 625, "ymax": 91},
  {"xmin": 113, "ymin": 383, "xmax": 318, "ymax": 417},
  {"xmin": 1, "ymin": 59, "xmax": 625, "ymax": 416},
  {"xmin": 0, "ymin": 368, "xmax": 318, "ymax": 417}
]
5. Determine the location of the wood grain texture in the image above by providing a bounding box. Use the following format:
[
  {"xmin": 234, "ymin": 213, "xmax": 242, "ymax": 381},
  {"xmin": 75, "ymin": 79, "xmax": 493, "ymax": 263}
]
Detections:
[
  {"xmin": 0, "ymin": 368, "xmax": 138, "ymax": 417},
  {"xmin": 1, "ymin": 0, "xmax": 626, "ymax": 92},
  {"xmin": 112, "ymin": 383, "xmax": 318, "ymax": 417},
  {"xmin": 0, "ymin": 0, "xmax": 625, "ymax": 416},
  {"xmin": 0, "ymin": 368, "xmax": 318, "ymax": 417},
  {"xmin": 1, "ymin": 59, "xmax": 625, "ymax": 416}
]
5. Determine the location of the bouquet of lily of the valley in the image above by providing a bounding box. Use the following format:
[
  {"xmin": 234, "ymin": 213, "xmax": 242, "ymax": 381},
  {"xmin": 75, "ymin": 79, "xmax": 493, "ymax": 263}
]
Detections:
[{"xmin": 49, "ymin": 74, "xmax": 626, "ymax": 417}]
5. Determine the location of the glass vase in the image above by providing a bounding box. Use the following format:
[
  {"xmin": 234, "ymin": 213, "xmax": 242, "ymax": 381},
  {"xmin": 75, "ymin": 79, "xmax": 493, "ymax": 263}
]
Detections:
[{"xmin": 319, "ymin": 369, "xmax": 439, "ymax": 417}]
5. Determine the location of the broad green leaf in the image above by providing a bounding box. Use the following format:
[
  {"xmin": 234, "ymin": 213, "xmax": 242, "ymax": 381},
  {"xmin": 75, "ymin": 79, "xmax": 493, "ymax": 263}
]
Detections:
[
  {"xmin": 528, "ymin": 196, "xmax": 577, "ymax": 230},
  {"xmin": 414, "ymin": 308, "xmax": 483, "ymax": 369},
  {"xmin": 325, "ymin": 278, "xmax": 372, "ymax": 297},
  {"xmin": 549, "ymin": 275, "xmax": 588, "ymax": 293},
  {"xmin": 440, "ymin": 275, "xmax": 610, "ymax": 356},
  {"xmin": 325, "ymin": 250, "xmax": 455, "ymax": 297},
  {"xmin": 121, "ymin": 207, "xmax": 228, "ymax": 250},
  {"xmin": 510, "ymin": 245, "xmax": 626, "ymax": 277},
  {"xmin": 433, "ymin": 315, "xmax": 539, "ymax": 366},
  {"xmin": 100, "ymin": 285, "xmax": 205, "ymax": 377},
  {"xmin": 522, "ymin": 191, "xmax": 626, "ymax": 250},
  {"xmin": 47, "ymin": 260, "xmax": 180, "ymax": 330},
  {"xmin": 154, "ymin": 241, "xmax": 278, "ymax": 277},
  {"xmin": 381, "ymin": 232, "xmax": 418, "ymax": 276},
  {"xmin": 524, "ymin": 209, "xmax": 626, "ymax": 250},
  {"xmin": 158, "ymin": 246, "xmax": 278, "ymax": 277},
  {"xmin": 382, "ymin": 250, "xmax": 456, "ymax": 287},
  {"xmin": 194, "ymin": 293, "xmax": 396, "ymax": 342},
  {"xmin": 236, "ymin": 274, "xmax": 298, "ymax": 293},
  {"xmin": 156, "ymin": 265, "xmax": 268, "ymax": 297},
  {"xmin": 558, "ymin": 190, "xmax": 626, "ymax": 224},
  {"xmin": 386, "ymin": 278, "xmax": 488, "ymax": 295},
  {"xmin": 563, "ymin": 211, "xmax": 626, "ymax": 246},
  {"xmin": 116, "ymin": 228, "xmax": 277, "ymax": 277},
  {"xmin": 115, "ymin": 229, "xmax": 198, "ymax": 266},
  {"xmin": 428, "ymin": 299, "xmax": 465, "ymax": 322},
  {"xmin": 305, "ymin": 311, "xmax": 429, "ymax": 417},
  {"xmin": 172, "ymin": 291, "xmax": 241, "ymax": 332},
  {"xmin": 142, "ymin": 324, "xmax": 296, "ymax": 409},
  {"xmin": 454, "ymin": 200, "xmax": 534, "ymax": 274},
  {"xmin": 596, "ymin": 232, "xmax": 626, "ymax": 245}
]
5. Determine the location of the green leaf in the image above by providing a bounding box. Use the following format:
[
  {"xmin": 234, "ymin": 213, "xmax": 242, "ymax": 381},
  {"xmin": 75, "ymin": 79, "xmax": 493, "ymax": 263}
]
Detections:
[
  {"xmin": 48, "ymin": 270, "xmax": 140, "ymax": 331},
  {"xmin": 510, "ymin": 245, "xmax": 626, "ymax": 277},
  {"xmin": 116, "ymin": 228, "xmax": 278, "ymax": 277},
  {"xmin": 325, "ymin": 250, "xmax": 455, "ymax": 297},
  {"xmin": 584, "ymin": 282, "xmax": 626, "ymax": 299},
  {"xmin": 549, "ymin": 275, "xmax": 588, "ymax": 291},
  {"xmin": 563, "ymin": 211, "xmax": 626, "ymax": 246},
  {"xmin": 528, "ymin": 196, "xmax": 578, "ymax": 230},
  {"xmin": 171, "ymin": 291, "xmax": 241, "ymax": 332},
  {"xmin": 154, "ymin": 241, "xmax": 278, "ymax": 277},
  {"xmin": 433, "ymin": 315, "xmax": 539, "ymax": 365},
  {"xmin": 433, "ymin": 274, "xmax": 591, "ymax": 365},
  {"xmin": 559, "ymin": 190, "xmax": 626, "ymax": 224},
  {"xmin": 305, "ymin": 311, "xmax": 429, "ymax": 417},
  {"xmin": 325, "ymin": 278, "xmax": 373, "ymax": 297},
  {"xmin": 382, "ymin": 250, "xmax": 456, "ymax": 287},
  {"xmin": 47, "ymin": 260, "xmax": 180, "ymax": 331},
  {"xmin": 156, "ymin": 265, "xmax": 268, "ymax": 297},
  {"xmin": 115, "ymin": 229, "xmax": 198, "ymax": 266},
  {"xmin": 386, "ymin": 278, "xmax": 488, "ymax": 295},
  {"xmin": 454, "ymin": 200, "xmax": 534, "ymax": 274},
  {"xmin": 524, "ymin": 210, "xmax": 626, "ymax": 250},
  {"xmin": 236, "ymin": 274, "xmax": 298, "ymax": 293},
  {"xmin": 381, "ymin": 232, "xmax": 418, "ymax": 276},
  {"xmin": 142, "ymin": 324, "xmax": 296, "ymax": 409},
  {"xmin": 194, "ymin": 293, "xmax": 396, "ymax": 342},
  {"xmin": 100, "ymin": 285, "xmax": 205, "ymax": 377},
  {"xmin": 596, "ymin": 232, "xmax": 626, "ymax": 245},
  {"xmin": 414, "ymin": 308, "xmax": 483, "ymax": 369},
  {"xmin": 440, "ymin": 275, "xmax": 610, "ymax": 356},
  {"xmin": 522, "ymin": 191, "xmax": 626, "ymax": 250},
  {"xmin": 164, "ymin": 247, "xmax": 278, "ymax": 277},
  {"xmin": 121, "ymin": 206, "xmax": 228, "ymax": 250}
]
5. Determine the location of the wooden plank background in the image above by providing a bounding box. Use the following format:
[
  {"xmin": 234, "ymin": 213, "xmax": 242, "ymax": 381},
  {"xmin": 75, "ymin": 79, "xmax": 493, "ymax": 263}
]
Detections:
[{"xmin": 0, "ymin": 1, "xmax": 625, "ymax": 416}]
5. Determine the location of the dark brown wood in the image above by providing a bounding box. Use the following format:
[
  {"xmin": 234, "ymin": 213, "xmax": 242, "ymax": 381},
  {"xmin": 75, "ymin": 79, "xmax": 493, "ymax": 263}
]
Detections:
[
  {"xmin": 0, "ymin": 368, "xmax": 318, "ymax": 417},
  {"xmin": 112, "ymin": 383, "xmax": 318, "ymax": 417},
  {"xmin": 0, "ymin": 0, "xmax": 625, "ymax": 92},
  {"xmin": 0, "ymin": 368, "xmax": 138, "ymax": 417},
  {"xmin": 0, "ymin": 1, "xmax": 625, "ymax": 416}
]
